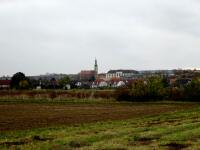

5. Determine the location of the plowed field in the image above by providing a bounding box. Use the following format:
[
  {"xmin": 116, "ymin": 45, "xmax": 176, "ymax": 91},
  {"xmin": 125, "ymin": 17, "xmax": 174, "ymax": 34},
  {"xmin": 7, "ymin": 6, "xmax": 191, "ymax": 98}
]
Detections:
[{"xmin": 0, "ymin": 103, "xmax": 195, "ymax": 131}]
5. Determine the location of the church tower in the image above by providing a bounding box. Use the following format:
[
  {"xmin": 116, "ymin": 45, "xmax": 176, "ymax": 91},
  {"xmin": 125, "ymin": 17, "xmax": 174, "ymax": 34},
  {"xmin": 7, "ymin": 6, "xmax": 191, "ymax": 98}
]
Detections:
[{"xmin": 94, "ymin": 58, "xmax": 98, "ymax": 74}]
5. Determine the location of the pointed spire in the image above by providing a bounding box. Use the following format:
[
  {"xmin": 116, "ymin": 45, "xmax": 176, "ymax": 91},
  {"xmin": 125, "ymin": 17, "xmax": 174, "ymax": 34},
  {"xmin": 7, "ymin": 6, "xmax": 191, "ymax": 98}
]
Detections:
[
  {"xmin": 95, "ymin": 58, "xmax": 97, "ymax": 66},
  {"xmin": 94, "ymin": 58, "xmax": 98, "ymax": 74}
]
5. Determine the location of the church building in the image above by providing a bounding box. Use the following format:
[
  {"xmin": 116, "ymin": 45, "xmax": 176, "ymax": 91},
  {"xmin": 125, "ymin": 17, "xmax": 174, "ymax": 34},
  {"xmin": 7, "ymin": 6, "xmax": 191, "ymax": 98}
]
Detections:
[{"xmin": 79, "ymin": 59, "xmax": 98, "ymax": 81}]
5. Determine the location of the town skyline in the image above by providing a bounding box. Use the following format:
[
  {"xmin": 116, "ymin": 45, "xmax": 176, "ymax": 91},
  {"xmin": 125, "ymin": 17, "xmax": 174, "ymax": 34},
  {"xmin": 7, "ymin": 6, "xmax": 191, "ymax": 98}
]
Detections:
[
  {"xmin": 1, "ymin": 59, "xmax": 200, "ymax": 78},
  {"xmin": 1, "ymin": 0, "xmax": 200, "ymax": 76},
  {"xmin": 1, "ymin": 58, "xmax": 200, "ymax": 77}
]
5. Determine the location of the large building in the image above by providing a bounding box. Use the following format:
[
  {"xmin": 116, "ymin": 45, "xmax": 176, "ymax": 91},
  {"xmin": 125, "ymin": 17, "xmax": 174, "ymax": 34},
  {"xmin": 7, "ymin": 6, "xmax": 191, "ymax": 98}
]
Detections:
[
  {"xmin": 106, "ymin": 69, "xmax": 138, "ymax": 80},
  {"xmin": 79, "ymin": 59, "xmax": 98, "ymax": 81},
  {"xmin": 79, "ymin": 70, "xmax": 96, "ymax": 81}
]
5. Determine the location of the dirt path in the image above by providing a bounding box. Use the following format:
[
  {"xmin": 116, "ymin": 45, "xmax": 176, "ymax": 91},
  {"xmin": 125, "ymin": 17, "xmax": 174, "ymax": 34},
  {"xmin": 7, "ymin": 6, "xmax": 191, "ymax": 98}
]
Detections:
[{"xmin": 0, "ymin": 103, "xmax": 196, "ymax": 131}]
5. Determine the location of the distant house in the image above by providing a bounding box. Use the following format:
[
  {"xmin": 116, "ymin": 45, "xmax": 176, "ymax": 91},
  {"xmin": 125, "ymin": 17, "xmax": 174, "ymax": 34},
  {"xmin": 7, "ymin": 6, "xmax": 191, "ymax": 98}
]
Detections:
[
  {"xmin": 92, "ymin": 79, "xmax": 108, "ymax": 88},
  {"xmin": 0, "ymin": 80, "xmax": 11, "ymax": 89},
  {"xmin": 36, "ymin": 86, "xmax": 42, "ymax": 90},
  {"xmin": 139, "ymin": 70, "xmax": 175, "ymax": 78},
  {"xmin": 175, "ymin": 78, "xmax": 191, "ymax": 87},
  {"xmin": 99, "ymin": 81, "xmax": 108, "ymax": 88},
  {"xmin": 169, "ymin": 76, "xmax": 176, "ymax": 86},
  {"xmin": 117, "ymin": 81, "xmax": 126, "ymax": 87},
  {"xmin": 106, "ymin": 70, "xmax": 138, "ymax": 80},
  {"xmin": 107, "ymin": 78, "xmax": 126, "ymax": 88},
  {"xmin": 75, "ymin": 82, "xmax": 82, "ymax": 87},
  {"xmin": 97, "ymin": 73, "xmax": 106, "ymax": 80},
  {"xmin": 64, "ymin": 84, "xmax": 71, "ymax": 90}
]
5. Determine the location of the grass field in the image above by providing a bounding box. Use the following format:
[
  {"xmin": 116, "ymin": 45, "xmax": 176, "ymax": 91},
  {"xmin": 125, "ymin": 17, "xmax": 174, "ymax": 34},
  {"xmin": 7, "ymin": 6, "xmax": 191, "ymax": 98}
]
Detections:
[{"xmin": 0, "ymin": 100, "xmax": 200, "ymax": 149}]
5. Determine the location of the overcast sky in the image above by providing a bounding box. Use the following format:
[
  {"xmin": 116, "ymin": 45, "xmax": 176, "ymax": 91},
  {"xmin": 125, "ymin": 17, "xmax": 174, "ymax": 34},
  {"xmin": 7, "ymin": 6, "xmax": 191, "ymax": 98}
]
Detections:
[{"xmin": 1, "ymin": 0, "xmax": 200, "ymax": 76}]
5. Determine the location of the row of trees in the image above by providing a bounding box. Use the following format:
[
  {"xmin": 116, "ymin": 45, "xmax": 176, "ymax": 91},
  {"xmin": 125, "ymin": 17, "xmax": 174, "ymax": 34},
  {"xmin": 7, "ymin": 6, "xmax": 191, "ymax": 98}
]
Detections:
[
  {"xmin": 116, "ymin": 76, "xmax": 200, "ymax": 101},
  {"xmin": 10, "ymin": 72, "xmax": 71, "ymax": 90}
]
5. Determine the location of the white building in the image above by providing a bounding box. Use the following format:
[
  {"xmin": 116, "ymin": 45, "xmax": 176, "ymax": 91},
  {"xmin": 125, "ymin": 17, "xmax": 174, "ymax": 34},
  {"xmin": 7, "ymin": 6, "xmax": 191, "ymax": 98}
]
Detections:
[{"xmin": 106, "ymin": 70, "xmax": 138, "ymax": 80}]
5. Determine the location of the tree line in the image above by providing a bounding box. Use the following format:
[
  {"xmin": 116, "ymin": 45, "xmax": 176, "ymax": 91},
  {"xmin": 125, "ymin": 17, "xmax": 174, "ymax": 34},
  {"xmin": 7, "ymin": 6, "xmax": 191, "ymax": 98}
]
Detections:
[
  {"xmin": 116, "ymin": 76, "xmax": 200, "ymax": 101},
  {"xmin": 10, "ymin": 72, "xmax": 71, "ymax": 90},
  {"xmin": 9, "ymin": 72, "xmax": 200, "ymax": 101}
]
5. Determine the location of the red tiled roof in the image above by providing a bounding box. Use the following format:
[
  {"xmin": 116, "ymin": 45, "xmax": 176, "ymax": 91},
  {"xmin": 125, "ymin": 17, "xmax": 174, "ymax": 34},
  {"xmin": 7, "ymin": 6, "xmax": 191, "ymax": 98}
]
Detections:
[
  {"xmin": 94, "ymin": 79, "xmax": 105, "ymax": 84},
  {"xmin": 110, "ymin": 77, "xmax": 121, "ymax": 82},
  {"xmin": 108, "ymin": 69, "xmax": 138, "ymax": 74},
  {"xmin": 0, "ymin": 80, "xmax": 11, "ymax": 85},
  {"xmin": 80, "ymin": 70, "xmax": 96, "ymax": 75},
  {"xmin": 98, "ymin": 73, "xmax": 106, "ymax": 76}
]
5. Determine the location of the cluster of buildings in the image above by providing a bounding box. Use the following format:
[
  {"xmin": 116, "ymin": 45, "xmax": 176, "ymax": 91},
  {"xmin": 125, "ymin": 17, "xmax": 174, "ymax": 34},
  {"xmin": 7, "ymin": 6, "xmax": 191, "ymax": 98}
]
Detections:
[
  {"xmin": 75, "ymin": 59, "xmax": 187, "ymax": 89},
  {"xmin": 0, "ymin": 59, "xmax": 200, "ymax": 90},
  {"xmin": 76, "ymin": 59, "xmax": 140, "ymax": 88},
  {"xmin": 73, "ymin": 60, "xmax": 200, "ymax": 89}
]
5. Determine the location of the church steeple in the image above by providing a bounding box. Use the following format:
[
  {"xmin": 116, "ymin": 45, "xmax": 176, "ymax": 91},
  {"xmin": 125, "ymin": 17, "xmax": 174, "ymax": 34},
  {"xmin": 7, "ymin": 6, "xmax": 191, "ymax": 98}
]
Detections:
[{"xmin": 94, "ymin": 58, "xmax": 98, "ymax": 74}]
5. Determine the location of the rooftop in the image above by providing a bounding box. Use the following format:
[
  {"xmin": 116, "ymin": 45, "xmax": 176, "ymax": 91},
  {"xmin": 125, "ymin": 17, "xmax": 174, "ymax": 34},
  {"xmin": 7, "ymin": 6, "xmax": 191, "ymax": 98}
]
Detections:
[{"xmin": 107, "ymin": 70, "xmax": 138, "ymax": 74}]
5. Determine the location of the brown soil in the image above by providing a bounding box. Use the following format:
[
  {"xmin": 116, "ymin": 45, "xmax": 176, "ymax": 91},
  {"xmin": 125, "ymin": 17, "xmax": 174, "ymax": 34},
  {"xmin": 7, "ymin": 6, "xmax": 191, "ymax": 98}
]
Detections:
[
  {"xmin": 0, "ymin": 103, "xmax": 195, "ymax": 131},
  {"xmin": 164, "ymin": 143, "xmax": 189, "ymax": 150}
]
